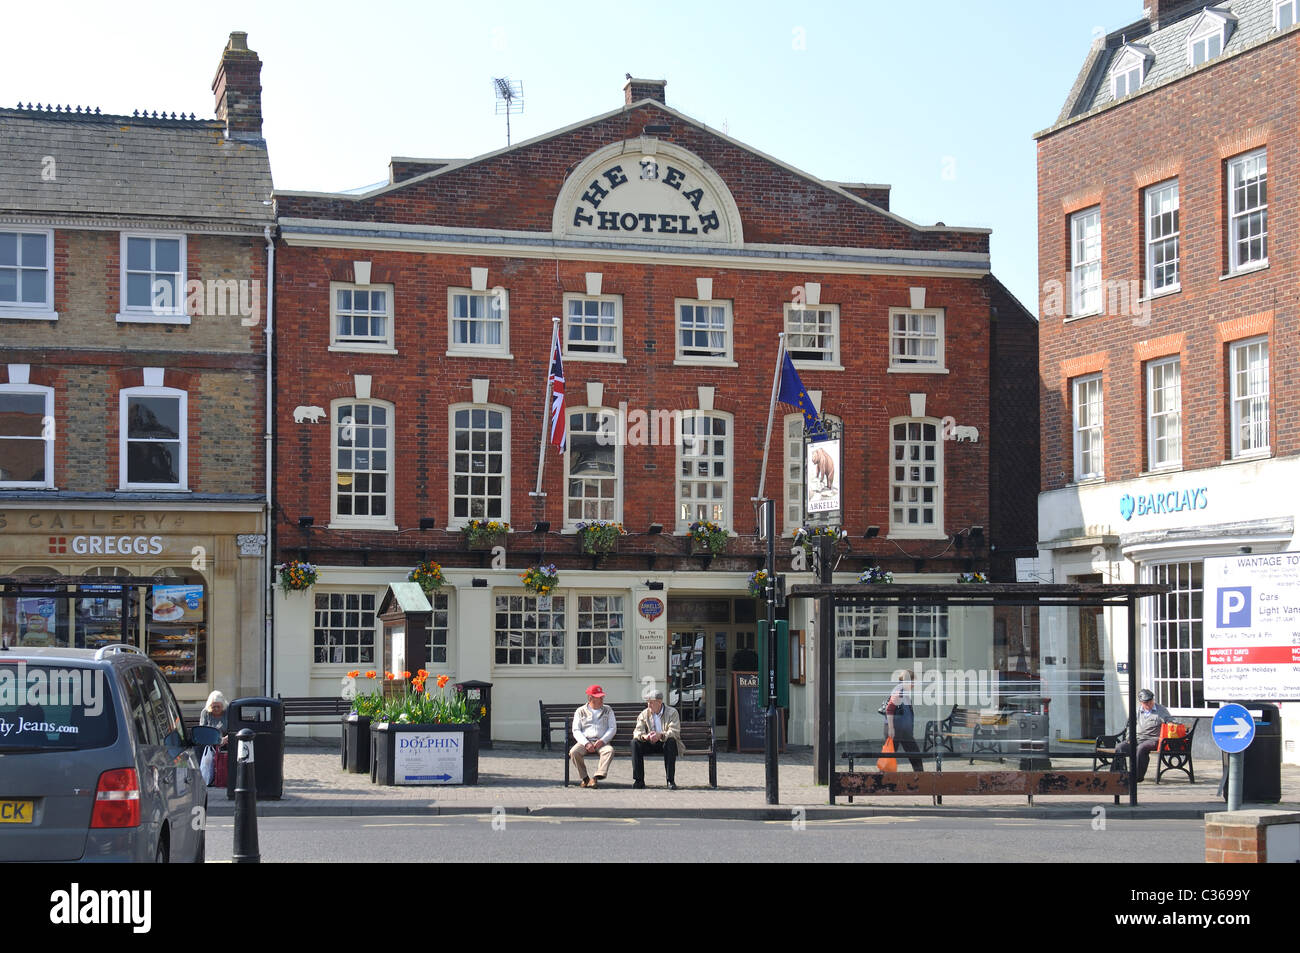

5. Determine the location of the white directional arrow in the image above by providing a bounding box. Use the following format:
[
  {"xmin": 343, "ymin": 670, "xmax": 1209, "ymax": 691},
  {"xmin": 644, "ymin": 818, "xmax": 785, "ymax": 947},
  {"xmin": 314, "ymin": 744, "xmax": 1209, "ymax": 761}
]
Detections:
[{"xmin": 1214, "ymin": 716, "xmax": 1252, "ymax": 740}]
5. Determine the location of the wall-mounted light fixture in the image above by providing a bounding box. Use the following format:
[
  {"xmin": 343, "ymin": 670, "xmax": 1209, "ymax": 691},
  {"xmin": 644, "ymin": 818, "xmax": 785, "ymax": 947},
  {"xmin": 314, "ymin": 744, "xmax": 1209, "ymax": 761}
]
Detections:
[
  {"xmin": 645, "ymin": 580, "xmax": 665, "ymax": 591},
  {"xmin": 532, "ymin": 521, "xmax": 550, "ymax": 534},
  {"xmin": 647, "ymin": 523, "xmax": 663, "ymax": 535},
  {"xmin": 419, "ymin": 517, "xmax": 437, "ymax": 531},
  {"xmin": 298, "ymin": 516, "xmax": 314, "ymax": 528},
  {"xmin": 864, "ymin": 526, "xmax": 880, "ymax": 539},
  {"xmin": 472, "ymin": 578, "xmax": 488, "ymax": 588}
]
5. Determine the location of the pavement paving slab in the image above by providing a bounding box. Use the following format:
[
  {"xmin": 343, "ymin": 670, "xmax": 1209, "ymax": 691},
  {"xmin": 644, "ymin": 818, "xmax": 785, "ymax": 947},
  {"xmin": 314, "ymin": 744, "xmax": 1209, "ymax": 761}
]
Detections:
[{"xmin": 204, "ymin": 741, "xmax": 1300, "ymax": 820}]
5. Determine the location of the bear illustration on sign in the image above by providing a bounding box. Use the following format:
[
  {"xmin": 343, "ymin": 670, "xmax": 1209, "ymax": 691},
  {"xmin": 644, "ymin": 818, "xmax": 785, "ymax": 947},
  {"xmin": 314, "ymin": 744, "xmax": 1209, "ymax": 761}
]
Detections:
[
  {"xmin": 293, "ymin": 405, "xmax": 326, "ymax": 424},
  {"xmin": 810, "ymin": 446, "xmax": 836, "ymax": 492}
]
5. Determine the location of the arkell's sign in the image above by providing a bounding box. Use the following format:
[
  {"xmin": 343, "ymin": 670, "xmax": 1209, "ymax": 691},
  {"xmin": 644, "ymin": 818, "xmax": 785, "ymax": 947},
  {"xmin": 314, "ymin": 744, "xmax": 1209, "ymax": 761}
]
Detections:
[{"xmin": 568, "ymin": 161, "xmax": 724, "ymax": 237}]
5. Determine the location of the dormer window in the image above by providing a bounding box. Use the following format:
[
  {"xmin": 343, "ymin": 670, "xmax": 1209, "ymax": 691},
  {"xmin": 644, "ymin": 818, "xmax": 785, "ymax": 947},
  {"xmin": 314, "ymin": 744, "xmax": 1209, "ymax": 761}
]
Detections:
[
  {"xmin": 1186, "ymin": 7, "xmax": 1235, "ymax": 68},
  {"xmin": 1110, "ymin": 44, "xmax": 1151, "ymax": 99},
  {"xmin": 1276, "ymin": 0, "xmax": 1297, "ymax": 31}
]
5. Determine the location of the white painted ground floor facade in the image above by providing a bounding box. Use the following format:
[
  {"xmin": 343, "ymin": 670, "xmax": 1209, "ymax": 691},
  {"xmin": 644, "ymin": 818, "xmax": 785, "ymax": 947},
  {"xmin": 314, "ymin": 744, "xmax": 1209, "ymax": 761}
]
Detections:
[
  {"xmin": 273, "ymin": 563, "xmax": 1004, "ymax": 749},
  {"xmin": 1037, "ymin": 456, "xmax": 1299, "ymax": 766}
]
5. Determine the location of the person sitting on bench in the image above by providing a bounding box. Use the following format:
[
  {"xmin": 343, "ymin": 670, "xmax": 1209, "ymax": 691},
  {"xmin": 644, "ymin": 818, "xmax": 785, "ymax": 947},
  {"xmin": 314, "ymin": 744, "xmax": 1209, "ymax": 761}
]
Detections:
[
  {"xmin": 632, "ymin": 689, "xmax": 681, "ymax": 790},
  {"xmin": 570, "ymin": 685, "xmax": 616, "ymax": 788},
  {"xmin": 1114, "ymin": 688, "xmax": 1173, "ymax": 781}
]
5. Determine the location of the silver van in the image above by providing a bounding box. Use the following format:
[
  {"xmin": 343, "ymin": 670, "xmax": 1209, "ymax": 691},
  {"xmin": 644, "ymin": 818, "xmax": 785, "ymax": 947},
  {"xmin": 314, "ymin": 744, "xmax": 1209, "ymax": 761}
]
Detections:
[{"xmin": 0, "ymin": 644, "xmax": 218, "ymax": 862}]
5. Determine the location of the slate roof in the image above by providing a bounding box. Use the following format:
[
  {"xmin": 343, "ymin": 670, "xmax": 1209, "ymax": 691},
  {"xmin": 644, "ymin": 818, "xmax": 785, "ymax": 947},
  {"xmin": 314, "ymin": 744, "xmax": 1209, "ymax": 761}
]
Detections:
[
  {"xmin": 1048, "ymin": 0, "xmax": 1285, "ymax": 131},
  {"xmin": 0, "ymin": 105, "xmax": 274, "ymax": 230}
]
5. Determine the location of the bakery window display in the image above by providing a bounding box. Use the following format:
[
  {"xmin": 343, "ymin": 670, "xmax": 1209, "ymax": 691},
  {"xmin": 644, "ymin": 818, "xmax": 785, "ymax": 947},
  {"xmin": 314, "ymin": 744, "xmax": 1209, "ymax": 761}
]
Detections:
[{"xmin": 146, "ymin": 582, "xmax": 207, "ymax": 683}]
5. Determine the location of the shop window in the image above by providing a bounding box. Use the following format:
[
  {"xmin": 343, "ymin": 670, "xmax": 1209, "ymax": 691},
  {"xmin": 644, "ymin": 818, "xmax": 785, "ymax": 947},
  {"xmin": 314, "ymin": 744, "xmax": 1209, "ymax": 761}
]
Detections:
[
  {"xmin": 0, "ymin": 384, "xmax": 53, "ymax": 487},
  {"xmin": 563, "ymin": 294, "xmax": 622, "ymax": 358},
  {"xmin": 1, "ymin": 566, "xmax": 68, "ymax": 648},
  {"xmin": 77, "ymin": 567, "xmax": 134, "ymax": 650},
  {"xmin": 577, "ymin": 595, "xmax": 624, "ymax": 665},
  {"xmin": 494, "ymin": 594, "xmax": 565, "ymax": 666},
  {"xmin": 0, "ymin": 228, "xmax": 56, "ymax": 319},
  {"xmin": 835, "ymin": 603, "xmax": 889, "ymax": 659},
  {"xmin": 897, "ymin": 605, "xmax": 949, "ymax": 659},
  {"xmin": 313, "ymin": 591, "xmax": 378, "ymax": 665},
  {"xmin": 1143, "ymin": 561, "xmax": 1204, "ymax": 710},
  {"xmin": 120, "ymin": 385, "xmax": 187, "ymax": 490},
  {"xmin": 565, "ymin": 408, "xmax": 619, "ymax": 525},
  {"xmin": 449, "ymin": 403, "xmax": 509, "ymax": 526},
  {"xmin": 145, "ymin": 570, "xmax": 207, "ymax": 683}
]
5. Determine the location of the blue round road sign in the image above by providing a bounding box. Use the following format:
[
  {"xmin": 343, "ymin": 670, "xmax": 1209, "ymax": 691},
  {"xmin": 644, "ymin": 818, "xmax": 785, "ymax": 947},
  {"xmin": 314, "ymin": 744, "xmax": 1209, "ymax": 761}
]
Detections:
[{"xmin": 1212, "ymin": 704, "xmax": 1255, "ymax": 753}]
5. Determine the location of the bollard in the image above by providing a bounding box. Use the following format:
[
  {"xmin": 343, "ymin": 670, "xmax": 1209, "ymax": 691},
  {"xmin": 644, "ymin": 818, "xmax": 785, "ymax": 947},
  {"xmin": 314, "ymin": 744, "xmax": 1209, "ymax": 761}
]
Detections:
[
  {"xmin": 232, "ymin": 728, "xmax": 260, "ymax": 864},
  {"xmin": 1228, "ymin": 751, "xmax": 1243, "ymax": 812}
]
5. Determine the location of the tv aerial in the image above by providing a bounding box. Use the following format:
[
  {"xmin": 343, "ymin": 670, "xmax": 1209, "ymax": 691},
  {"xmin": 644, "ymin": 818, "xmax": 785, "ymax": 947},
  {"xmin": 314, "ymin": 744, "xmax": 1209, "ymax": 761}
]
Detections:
[{"xmin": 492, "ymin": 77, "xmax": 524, "ymax": 146}]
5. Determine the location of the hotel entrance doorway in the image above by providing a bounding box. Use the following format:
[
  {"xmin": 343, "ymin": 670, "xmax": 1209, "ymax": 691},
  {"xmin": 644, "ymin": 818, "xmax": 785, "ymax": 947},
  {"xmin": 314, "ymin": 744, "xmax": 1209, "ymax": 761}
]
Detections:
[{"xmin": 667, "ymin": 596, "xmax": 757, "ymax": 742}]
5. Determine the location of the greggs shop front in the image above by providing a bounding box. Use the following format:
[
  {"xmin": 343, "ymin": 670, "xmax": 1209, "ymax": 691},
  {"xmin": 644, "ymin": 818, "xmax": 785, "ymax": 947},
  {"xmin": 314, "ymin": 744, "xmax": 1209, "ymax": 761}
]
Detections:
[{"xmin": 0, "ymin": 504, "xmax": 266, "ymax": 705}]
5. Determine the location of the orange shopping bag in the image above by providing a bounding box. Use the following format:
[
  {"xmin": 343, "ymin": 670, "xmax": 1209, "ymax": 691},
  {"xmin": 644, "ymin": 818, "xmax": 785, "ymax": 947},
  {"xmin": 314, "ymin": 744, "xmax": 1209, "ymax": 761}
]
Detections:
[
  {"xmin": 877, "ymin": 736, "xmax": 898, "ymax": 772},
  {"xmin": 1160, "ymin": 722, "xmax": 1187, "ymax": 740}
]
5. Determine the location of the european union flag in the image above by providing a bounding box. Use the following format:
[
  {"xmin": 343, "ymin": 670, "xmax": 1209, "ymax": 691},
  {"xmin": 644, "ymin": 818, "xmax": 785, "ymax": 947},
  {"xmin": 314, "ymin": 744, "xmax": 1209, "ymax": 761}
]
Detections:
[{"xmin": 777, "ymin": 351, "xmax": 826, "ymax": 439}]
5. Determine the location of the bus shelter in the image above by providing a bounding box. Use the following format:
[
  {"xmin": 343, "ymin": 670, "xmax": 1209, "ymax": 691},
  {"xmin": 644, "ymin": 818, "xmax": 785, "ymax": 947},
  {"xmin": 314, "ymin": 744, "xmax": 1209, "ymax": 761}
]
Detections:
[{"xmin": 788, "ymin": 582, "xmax": 1168, "ymax": 806}]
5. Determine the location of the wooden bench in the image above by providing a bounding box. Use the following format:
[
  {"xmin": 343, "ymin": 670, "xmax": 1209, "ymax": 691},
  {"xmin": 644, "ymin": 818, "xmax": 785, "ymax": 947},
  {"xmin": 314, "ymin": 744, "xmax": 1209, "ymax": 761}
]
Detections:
[
  {"xmin": 541, "ymin": 701, "xmax": 717, "ymax": 788},
  {"xmin": 279, "ymin": 695, "xmax": 352, "ymax": 727},
  {"xmin": 1092, "ymin": 718, "xmax": 1199, "ymax": 783}
]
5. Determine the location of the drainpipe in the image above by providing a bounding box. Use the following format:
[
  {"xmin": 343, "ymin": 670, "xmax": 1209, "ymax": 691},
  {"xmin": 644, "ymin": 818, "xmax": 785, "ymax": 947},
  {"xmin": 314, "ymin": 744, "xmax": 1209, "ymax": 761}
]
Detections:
[{"xmin": 263, "ymin": 223, "xmax": 275, "ymax": 697}]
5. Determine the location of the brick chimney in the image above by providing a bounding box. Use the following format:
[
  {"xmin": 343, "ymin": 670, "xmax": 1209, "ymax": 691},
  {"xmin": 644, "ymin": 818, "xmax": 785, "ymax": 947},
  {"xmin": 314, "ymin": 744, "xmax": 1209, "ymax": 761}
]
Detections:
[
  {"xmin": 212, "ymin": 31, "xmax": 263, "ymax": 140},
  {"xmin": 624, "ymin": 77, "xmax": 667, "ymax": 105},
  {"xmin": 1144, "ymin": 0, "xmax": 1201, "ymax": 28}
]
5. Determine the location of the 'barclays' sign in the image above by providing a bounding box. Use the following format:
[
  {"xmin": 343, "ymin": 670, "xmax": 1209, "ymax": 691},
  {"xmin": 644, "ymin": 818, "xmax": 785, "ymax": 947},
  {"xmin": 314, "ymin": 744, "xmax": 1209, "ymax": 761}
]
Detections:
[{"xmin": 1119, "ymin": 487, "xmax": 1208, "ymax": 521}]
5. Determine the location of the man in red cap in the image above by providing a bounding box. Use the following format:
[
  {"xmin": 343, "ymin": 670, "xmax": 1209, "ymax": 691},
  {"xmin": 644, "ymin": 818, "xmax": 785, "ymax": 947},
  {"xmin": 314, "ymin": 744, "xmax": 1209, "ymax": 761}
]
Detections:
[{"xmin": 570, "ymin": 684, "xmax": 616, "ymax": 787}]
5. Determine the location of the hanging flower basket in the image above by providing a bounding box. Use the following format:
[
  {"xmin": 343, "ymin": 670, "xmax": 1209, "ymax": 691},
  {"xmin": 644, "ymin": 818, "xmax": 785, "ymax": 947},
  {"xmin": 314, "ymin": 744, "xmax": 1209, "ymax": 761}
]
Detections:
[
  {"xmin": 792, "ymin": 524, "xmax": 843, "ymax": 555},
  {"xmin": 408, "ymin": 559, "xmax": 445, "ymax": 594},
  {"xmin": 858, "ymin": 566, "xmax": 893, "ymax": 585},
  {"xmin": 748, "ymin": 569, "xmax": 769, "ymax": 600},
  {"xmin": 462, "ymin": 519, "xmax": 510, "ymax": 549},
  {"xmin": 688, "ymin": 520, "xmax": 729, "ymax": 555},
  {"xmin": 575, "ymin": 520, "xmax": 625, "ymax": 554},
  {"xmin": 275, "ymin": 559, "xmax": 318, "ymax": 593},
  {"xmin": 956, "ymin": 571, "xmax": 989, "ymax": 584},
  {"xmin": 521, "ymin": 563, "xmax": 559, "ymax": 595}
]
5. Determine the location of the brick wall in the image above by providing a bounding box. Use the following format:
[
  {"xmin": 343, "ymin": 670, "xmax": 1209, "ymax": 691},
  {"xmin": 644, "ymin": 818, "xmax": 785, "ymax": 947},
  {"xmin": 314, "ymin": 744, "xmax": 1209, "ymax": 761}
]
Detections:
[{"xmin": 1037, "ymin": 33, "xmax": 1299, "ymax": 491}]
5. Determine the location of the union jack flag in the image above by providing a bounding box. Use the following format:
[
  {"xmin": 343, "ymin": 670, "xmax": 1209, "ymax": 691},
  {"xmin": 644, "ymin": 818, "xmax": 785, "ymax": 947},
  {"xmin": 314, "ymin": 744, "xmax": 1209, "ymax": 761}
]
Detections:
[{"xmin": 547, "ymin": 322, "xmax": 566, "ymax": 452}]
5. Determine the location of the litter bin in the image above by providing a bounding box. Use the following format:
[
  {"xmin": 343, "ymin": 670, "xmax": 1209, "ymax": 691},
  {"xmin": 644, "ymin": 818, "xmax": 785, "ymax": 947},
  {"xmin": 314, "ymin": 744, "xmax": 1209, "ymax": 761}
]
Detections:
[
  {"xmin": 1240, "ymin": 702, "xmax": 1282, "ymax": 803},
  {"xmin": 454, "ymin": 680, "xmax": 492, "ymax": 749},
  {"xmin": 225, "ymin": 696, "xmax": 285, "ymax": 800}
]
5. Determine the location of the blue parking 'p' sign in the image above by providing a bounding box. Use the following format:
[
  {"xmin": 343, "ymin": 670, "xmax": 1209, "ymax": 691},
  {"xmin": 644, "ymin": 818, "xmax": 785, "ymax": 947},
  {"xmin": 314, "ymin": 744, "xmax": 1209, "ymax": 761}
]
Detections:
[{"xmin": 1217, "ymin": 587, "xmax": 1251, "ymax": 627}]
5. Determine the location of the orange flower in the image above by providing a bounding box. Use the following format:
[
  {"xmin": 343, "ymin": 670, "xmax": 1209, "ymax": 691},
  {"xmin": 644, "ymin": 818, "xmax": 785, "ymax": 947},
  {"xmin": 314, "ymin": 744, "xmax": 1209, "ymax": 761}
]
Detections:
[
  {"xmin": 346, "ymin": 670, "xmax": 360, "ymax": 679},
  {"xmin": 437, "ymin": 674, "xmax": 450, "ymax": 689},
  {"xmin": 417, "ymin": 669, "xmax": 429, "ymax": 679},
  {"xmin": 385, "ymin": 672, "xmax": 395, "ymax": 680},
  {"xmin": 365, "ymin": 670, "xmax": 377, "ymax": 679},
  {"xmin": 402, "ymin": 670, "xmax": 411, "ymax": 680},
  {"xmin": 413, "ymin": 683, "xmax": 424, "ymax": 694}
]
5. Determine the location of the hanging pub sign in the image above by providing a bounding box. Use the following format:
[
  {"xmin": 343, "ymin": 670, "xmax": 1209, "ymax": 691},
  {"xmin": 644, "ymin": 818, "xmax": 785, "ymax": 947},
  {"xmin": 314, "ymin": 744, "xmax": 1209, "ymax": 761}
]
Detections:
[{"xmin": 805, "ymin": 437, "xmax": 842, "ymax": 518}]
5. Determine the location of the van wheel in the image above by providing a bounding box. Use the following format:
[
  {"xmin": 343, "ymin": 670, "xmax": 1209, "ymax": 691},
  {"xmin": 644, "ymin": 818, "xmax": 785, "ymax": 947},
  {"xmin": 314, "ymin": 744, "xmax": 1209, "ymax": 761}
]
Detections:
[
  {"xmin": 154, "ymin": 832, "xmax": 169, "ymax": 864},
  {"xmin": 193, "ymin": 829, "xmax": 206, "ymax": 864}
]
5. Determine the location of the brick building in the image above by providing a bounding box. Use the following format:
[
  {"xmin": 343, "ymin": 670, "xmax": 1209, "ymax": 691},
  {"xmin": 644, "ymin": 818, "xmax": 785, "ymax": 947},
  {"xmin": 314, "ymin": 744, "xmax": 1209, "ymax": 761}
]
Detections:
[
  {"xmin": 273, "ymin": 78, "xmax": 1038, "ymax": 744},
  {"xmin": 1035, "ymin": 0, "xmax": 1298, "ymax": 760},
  {"xmin": 0, "ymin": 33, "xmax": 273, "ymax": 704}
]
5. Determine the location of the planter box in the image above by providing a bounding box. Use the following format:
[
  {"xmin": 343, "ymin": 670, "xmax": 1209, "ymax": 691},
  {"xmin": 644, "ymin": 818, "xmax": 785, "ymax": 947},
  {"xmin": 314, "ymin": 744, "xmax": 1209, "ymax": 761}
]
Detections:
[
  {"xmin": 370, "ymin": 722, "xmax": 480, "ymax": 786},
  {"xmin": 341, "ymin": 713, "xmax": 371, "ymax": 773},
  {"xmin": 464, "ymin": 534, "xmax": 505, "ymax": 551}
]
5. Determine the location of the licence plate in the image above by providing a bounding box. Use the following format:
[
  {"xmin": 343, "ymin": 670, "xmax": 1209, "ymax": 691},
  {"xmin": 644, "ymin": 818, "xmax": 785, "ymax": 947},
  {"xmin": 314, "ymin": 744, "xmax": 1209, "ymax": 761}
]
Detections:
[{"xmin": 0, "ymin": 800, "xmax": 34, "ymax": 823}]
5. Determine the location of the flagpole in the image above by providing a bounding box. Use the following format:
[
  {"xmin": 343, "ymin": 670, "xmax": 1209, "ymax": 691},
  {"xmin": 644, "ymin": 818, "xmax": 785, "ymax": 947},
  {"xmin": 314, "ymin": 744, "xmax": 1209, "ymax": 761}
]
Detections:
[
  {"xmin": 530, "ymin": 317, "xmax": 560, "ymax": 498},
  {"xmin": 753, "ymin": 332, "xmax": 786, "ymax": 504}
]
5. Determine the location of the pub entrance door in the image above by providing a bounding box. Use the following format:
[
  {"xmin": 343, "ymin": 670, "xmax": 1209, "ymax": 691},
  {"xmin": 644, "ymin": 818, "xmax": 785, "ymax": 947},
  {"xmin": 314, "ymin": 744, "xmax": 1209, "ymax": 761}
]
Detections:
[{"xmin": 666, "ymin": 596, "xmax": 757, "ymax": 742}]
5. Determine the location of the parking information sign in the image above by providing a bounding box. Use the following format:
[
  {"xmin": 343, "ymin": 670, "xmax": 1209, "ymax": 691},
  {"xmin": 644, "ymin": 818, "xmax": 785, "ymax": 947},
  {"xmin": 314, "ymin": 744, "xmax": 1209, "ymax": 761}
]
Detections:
[
  {"xmin": 1201, "ymin": 554, "xmax": 1300, "ymax": 701},
  {"xmin": 1211, "ymin": 703, "xmax": 1255, "ymax": 754}
]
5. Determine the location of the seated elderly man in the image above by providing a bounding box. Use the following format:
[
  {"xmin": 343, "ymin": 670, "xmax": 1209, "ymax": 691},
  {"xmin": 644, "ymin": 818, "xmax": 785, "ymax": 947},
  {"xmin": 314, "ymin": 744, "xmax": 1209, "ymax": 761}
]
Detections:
[
  {"xmin": 1114, "ymin": 688, "xmax": 1174, "ymax": 781},
  {"xmin": 632, "ymin": 689, "xmax": 682, "ymax": 790},
  {"xmin": 570, "ymin": 684, "xmax": 616, "ymax": 788}
]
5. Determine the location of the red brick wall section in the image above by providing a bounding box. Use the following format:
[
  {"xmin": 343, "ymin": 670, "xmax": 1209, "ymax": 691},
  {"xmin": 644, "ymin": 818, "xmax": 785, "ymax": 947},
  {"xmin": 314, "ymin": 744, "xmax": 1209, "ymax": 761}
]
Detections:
[
  {"xmin": 272, "ymin": 249, "xmax": 999, "ymax": 569},
  {"xmin": 1037, "ymin": 34, "xmax": 1300, "ymax": 491},
  {"xmin": 1204, "ymin": 821, "xmax": 1267, "ymax": 863}
]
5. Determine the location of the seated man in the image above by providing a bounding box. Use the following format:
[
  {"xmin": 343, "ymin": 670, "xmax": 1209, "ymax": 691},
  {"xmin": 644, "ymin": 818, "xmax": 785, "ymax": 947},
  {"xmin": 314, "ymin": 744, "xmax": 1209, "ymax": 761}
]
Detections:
[
  {"xmin": 632, "ymin": 689, "xmax": 682, "ymax": 790},
  {"xmin": 1114, "ymin": 688, "xmax": 1174, "ymax": 781},
  {"xmin": 569, "ymin": 684, "xmax": 616, "ymax": 788}
]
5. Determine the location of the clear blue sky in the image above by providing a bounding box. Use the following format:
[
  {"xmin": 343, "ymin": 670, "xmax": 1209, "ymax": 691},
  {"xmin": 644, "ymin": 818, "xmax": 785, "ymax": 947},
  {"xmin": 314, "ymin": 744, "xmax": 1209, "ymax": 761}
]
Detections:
[{"xmin": 4, "ymin": 0, "xmax": 1145, "ymax": 310}]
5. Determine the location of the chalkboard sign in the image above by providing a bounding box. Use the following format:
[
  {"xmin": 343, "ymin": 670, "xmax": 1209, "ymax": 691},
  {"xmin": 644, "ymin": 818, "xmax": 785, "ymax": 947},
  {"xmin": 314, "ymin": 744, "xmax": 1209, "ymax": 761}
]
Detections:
[{"xmin": 731, "ymin": 672, "xmax": 765, "ymax": 752}]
